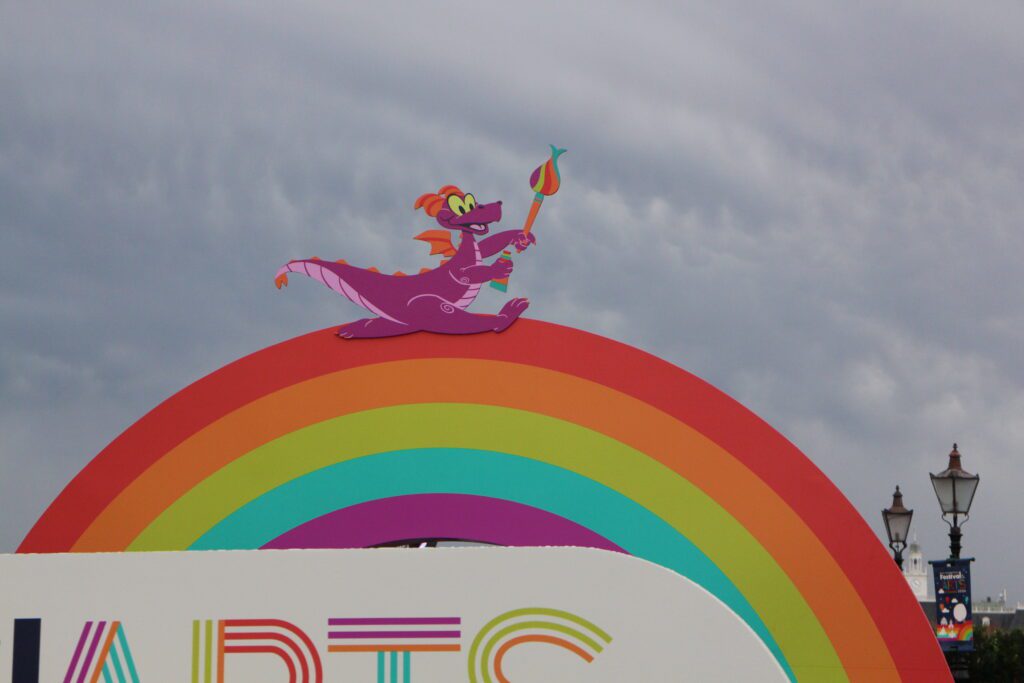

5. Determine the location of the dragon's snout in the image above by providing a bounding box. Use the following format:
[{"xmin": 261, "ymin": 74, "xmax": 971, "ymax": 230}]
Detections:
[
  {"xmin": 460, "ymin": 201, "xmax": 501, "ymax": 221},
  {"xmin": 475, "ymin": 200, "xmax": 502, "ymax": 223},
  {"xmin": 445, "ymin": 199, "xmax": 502, "ymax": 235}
]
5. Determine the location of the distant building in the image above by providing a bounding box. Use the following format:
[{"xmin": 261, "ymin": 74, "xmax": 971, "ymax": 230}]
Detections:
[
  {"xmin": 971, "ymin": 591, "xmax": 1024, "ymax": 631},
  {"xmin": 903, "ymin": 537, "xmax": 931, "ymax": 600}
]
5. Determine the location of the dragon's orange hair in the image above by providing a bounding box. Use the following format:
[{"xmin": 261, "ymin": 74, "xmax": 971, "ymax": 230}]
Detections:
[{"xmin": 414, "ymin": 185, "xmax": 464, "ymax": 217}]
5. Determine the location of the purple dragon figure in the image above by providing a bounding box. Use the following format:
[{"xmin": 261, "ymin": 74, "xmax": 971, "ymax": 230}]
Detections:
[{"xmin": 274, "ymin": 184, "xmax": 535, "ymax": 339}]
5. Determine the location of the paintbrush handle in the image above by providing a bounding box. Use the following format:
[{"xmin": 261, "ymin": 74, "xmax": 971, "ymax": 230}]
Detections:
[{"xmin": 522, "ymin": 194, "xmax": 545, "ymax": 236}]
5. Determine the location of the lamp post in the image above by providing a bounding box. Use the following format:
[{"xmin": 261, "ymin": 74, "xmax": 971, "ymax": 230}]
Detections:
[
  {"xmin": 882, "ymin": 486, "xmax": 913, "ymax": 570},
  {"xmin": 929, "ymin": 443, "xmax": 980, "ymax": 559}
]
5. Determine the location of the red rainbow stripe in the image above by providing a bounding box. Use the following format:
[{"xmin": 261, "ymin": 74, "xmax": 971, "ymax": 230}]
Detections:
[{"xmin": 20, "ymin": 320, "xmax": 948, "ymax": 681}]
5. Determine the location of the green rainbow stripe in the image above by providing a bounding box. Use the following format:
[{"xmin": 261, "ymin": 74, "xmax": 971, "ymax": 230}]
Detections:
[
  {"xmin": 131, "ymin": 403, "xmax": 847, "ymax": 677},
  {"xmin": 21, "ymin": 321, "xmax": 950, "ymax": 682},
  {"xmin": 188, "ymin": 447, "xmax": 783, "ymax": 669}
]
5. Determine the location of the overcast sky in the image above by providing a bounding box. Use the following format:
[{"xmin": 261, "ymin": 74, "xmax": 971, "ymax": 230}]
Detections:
[{"xmin": 2, "ymin": 2, "xmax": 1022, "ymax": 599}]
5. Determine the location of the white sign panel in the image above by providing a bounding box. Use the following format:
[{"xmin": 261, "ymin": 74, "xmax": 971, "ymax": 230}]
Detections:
[{"xmin": 1, "ymin": 547, "xmax": 785, "ymax": 682}]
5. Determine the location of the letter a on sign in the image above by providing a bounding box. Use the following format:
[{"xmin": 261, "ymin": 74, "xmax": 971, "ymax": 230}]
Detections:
[{"xmin": 63, "ymin": 621, "xmax": 140, "ymax": 683}]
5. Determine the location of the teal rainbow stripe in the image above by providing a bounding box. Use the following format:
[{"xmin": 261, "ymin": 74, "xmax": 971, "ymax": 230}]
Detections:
[{"xmin": 190, "ymin": 448, "xmax": 790, "ymax": 679}]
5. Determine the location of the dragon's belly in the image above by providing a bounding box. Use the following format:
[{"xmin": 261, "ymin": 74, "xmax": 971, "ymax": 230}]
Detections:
[
  {"xmin": 453, "ymin": 282, "xmax": 483, "ymax": 309},
  {"xmin": 452, "ymin": 239, "xmax": 484, "ymax": 309}
]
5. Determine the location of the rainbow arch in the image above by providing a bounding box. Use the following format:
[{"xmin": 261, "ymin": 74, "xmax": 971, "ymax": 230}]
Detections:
[{"xmin": 20, "ymin": 320, "xmax": 948, "ymax": 681}]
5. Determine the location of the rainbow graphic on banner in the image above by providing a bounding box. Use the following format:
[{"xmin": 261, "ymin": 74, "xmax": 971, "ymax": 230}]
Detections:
[
  {"xmin": 20, "ymin": 320, "xmax": 949, "ymax": 681},
  {"xmin": 468, "ymin": 608, "xmax": 610, "ymax": 683},
  {"xmin": 63, "ymin": 621, "xmax": 139, "ymax": 683},
  {"xmin": 936, "ymin": 621, "xmax": 974, "ymax": 642}
]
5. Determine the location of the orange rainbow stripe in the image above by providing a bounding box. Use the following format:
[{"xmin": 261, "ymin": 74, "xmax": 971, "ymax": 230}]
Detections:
[{"xmin": 20, "ymin": 320, "xmax": 948, "ymax": 681}]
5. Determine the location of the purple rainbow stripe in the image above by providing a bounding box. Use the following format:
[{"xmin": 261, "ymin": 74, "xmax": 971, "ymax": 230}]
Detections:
[{"xmin": 263, "ymin": 493, "xmax": 624, "ymax": 551}]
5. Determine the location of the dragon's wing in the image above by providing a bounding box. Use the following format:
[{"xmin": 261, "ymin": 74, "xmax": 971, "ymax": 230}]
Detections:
[{"xmin": 414, "ymin": 230, "xmax": 457, "ymax": 257}]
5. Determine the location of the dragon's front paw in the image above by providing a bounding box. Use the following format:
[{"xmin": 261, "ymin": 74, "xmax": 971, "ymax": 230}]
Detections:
[
  {"xmin": 275, "ymin": 273, "xmax": 289, "ymax": 289},
  {"xmin": 490, "ymin": 259, "xmax": 514, "ymax": 280},
  {"xmin": 512, "ymin": 231, "xmax": 536, "ymax": 253}
]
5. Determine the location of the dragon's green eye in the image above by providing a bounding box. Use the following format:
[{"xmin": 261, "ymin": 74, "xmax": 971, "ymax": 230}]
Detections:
[
  {"xmin": 464, "ymin": 193, "xmax": 476, "ymax": 212},
  {"xmin": 447, "ymin": 195, "xmax": 467, "ymax": 216}
]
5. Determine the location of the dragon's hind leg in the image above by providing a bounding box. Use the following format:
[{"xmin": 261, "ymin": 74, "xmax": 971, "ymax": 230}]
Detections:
[
  {"xmin": 494, "ymin": 297, "xmax": 530, "ymax": 332},
  {"xmin": 406, "ymin": 295, "xmax": 529, "ymax": 335},
  {"xmin": 337, "ymin": 318, "xmax": 414, "ymax": 339}
]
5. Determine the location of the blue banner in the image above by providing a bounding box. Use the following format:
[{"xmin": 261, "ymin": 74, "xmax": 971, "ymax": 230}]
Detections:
[{"xmin": 929, "ymin": 558, "xmax": 974, "ymax": 652}]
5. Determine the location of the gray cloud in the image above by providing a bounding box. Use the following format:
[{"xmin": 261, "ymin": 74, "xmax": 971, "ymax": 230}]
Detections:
[{"xmin": 2, "ymin": 1, "xmax": 1022, "ymax": 598}]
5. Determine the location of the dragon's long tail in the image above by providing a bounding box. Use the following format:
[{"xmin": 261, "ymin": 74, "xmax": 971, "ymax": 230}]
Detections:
[{"xmin": 274, "ymin": 258, "xmax": 401, "ymax": 323}]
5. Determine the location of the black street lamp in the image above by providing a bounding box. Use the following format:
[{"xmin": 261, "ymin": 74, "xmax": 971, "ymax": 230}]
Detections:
[
  {"xmin": 882, "ymin": 486, "xmax": 913, "ymax": 570},
  {"xmin": 929, "ymin": 444, "xmax": 980, "ymax": 560}
]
